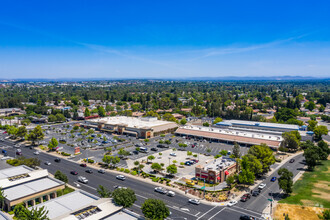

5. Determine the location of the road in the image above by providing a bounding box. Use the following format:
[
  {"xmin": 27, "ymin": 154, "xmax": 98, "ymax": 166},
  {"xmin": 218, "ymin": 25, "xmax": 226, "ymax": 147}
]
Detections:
[{"xmin": 0, "ymin": 134, "xmax": 305, "ymax": 220}]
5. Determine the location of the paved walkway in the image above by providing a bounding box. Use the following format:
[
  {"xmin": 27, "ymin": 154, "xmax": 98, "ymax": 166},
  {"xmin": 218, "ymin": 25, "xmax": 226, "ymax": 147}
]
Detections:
[{"xmin": 175, "ymin": 179, "xmax": 228, "ymax": 191}]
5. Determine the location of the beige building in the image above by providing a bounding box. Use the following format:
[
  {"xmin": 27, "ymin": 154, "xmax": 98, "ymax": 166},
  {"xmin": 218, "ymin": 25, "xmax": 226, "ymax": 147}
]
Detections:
[
  {"xmin": 195, "ymin": 158, "xmax": 237, "ymax": 183},
  {"xmin": 0, "ymin": 166, "xmax": 65, "ymax": 211},
  {"xmin": 83, "ymin": 116, "xmax": 178, "ymax": 138}
]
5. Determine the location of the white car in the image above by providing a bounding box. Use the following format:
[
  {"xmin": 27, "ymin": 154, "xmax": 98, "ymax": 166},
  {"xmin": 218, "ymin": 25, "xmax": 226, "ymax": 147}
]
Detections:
[
  {"xmin": 116, "ymin": 175, "xmax": 126, "ymax": 181},
  {"xmin": 155, "ymin": 187, "xmax": 167, "ymax": 194},
  {"xmin": 170, "ymin": 152, "xmax": 177, "ymax": 157},
  {"xmin": 34, "ymin": 151, "xmax": 40, "ymax": 155},
  {"xmin": 44, "ymin": 161, "xmax": 51, "ymax": 165},
  {"xmin": 258, "ymin": 183, "xmax": 266, "ymax": 189},
  {"xmin": 188, "ymin": 199, "xmax": 200, "ymax": 205},
  {"xmin": 227, "ymin": 200, "xmax": 238, "ymax": 206},
  {"xmin": 78, "ymin": 176, "xmax": 88, "ymax": 184},
  {"xmin": 167, "ymin": 191, "xmax": 175, "ymax": 197}
]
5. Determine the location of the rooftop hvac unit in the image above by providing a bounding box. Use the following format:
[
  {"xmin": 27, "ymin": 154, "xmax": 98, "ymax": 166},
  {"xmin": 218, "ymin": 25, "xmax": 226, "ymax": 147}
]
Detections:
[{"xmin": 269, "ymin": 136, "xmax": 271, "ymax": 138}]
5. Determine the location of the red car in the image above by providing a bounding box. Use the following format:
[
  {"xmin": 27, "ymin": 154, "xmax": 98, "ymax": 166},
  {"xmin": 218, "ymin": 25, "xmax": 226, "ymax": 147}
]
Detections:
[
  {"xmin": 80, "ymin": 163, "xmax": 87, "ymax": 167},
  {"xmin": 70, "ymin": 171, "xmax": 78, "ymax": 175}
]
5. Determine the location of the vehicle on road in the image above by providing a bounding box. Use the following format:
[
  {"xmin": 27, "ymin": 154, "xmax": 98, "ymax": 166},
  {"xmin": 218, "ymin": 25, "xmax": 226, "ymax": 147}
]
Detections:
[
  {"xmin": 2, "ymin": 149, "xmax": 7, "ymax": 154},
  {"xmin": 167, "ymin": 191, "xmax": 175, "ymax": 197},
  {"xmin": 114, "ymin": 185, "xmax": 127, "ymax": 189},
  {"xmin": 258, "ymin": 183, "xmax": 266, "ymax": 189},
  {"xmin": 188, "ymin": 199, "xmax": 200, "ymax": 205},
  {"xmin": 78, "ymin": 176, "xmax": 88, "ymax": 184},
  {"xmin": 227, "ymin": 200, "xmax": 238, "ymax": 206},
  {"xmin": 86, "ymin": 169, "xmax": 93, "ymax": 174},
  {"xmin": 16, "ymin": 149, "xmax": 22, "ymax": 155},
  {"xmin": 170, "ymin": 152, "xmax": 177, "ymax": 157},
  {"xmin": 271, "ymin": 177, "xmax": 277, "ymax": 182},
  {"xmin": 252, "ymin": 191, "xmax": 259, "ymax": 196},
  {"xmin": 44, "ymin": 161, "xmax": 51, "ymax": 165},
  {"xmin": 98, "ymin": 169, "xmax": 105, "ymax": 174},
  {"xmin": 33, "ymin": 151, "xmax": 40, "ymax": 155},
  {"xmin": 116, "ymin": 175, "xmax": 126, "ymax": 181},
  {"xmin": 70, "ymin": 171, "xmax": 78, "ymax": 175},
  {"xmin": 54, "ymin": 158, "xmax": 61, "ymax": 162},
  {"xmin": 151, "ymin": 147, "xmax": 158, "ymax": 151},
  {"xmin": 240, "ymin": 215, "xmax": 251, "ymax": 220},
  {"xmin": 155, "ymin": 187, "xmax": 168, "ymax": 194},
  {"xmin": 80, "ymin": 163, "xmax": 87, "ymax": 167},
  {"xmin": 289, "ymin": 159, "xmax": 295, "ymax": 163},
  {"xmin": 240, "ymin": 193, "xmax": 251, "ymax": 202}
]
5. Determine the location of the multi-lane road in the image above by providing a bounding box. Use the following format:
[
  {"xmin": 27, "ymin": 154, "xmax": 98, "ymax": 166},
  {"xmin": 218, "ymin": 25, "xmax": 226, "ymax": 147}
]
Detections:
[{"xmin": 0, "ymin": 134, "xmax": 305, "ymax": 220}]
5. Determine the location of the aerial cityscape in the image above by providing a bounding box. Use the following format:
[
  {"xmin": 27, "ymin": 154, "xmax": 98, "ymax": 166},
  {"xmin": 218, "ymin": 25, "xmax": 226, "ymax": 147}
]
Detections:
[{"xmin": 0, "ymin": 1, "xmax": 329, "ymax": 220}]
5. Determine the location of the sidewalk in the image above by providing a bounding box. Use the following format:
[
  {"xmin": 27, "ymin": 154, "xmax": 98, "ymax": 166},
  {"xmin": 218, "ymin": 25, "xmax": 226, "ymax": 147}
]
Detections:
[{"xmin": 175, "ymin": 179, "xmax": 228, "ymax": 191}]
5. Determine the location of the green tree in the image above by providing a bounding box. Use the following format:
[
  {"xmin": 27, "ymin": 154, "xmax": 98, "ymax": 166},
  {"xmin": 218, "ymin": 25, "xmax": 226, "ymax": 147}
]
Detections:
[
  {"xmin": 147, "ymin": 155, "xmax": 155, "ymax": 163},
  {"xmin": 7, "ymin": 126, "xmax": 18, "ymax": 137},
  {"xmin": 307, "ymin": 120, "xmax": 318, "ymax": 131},
  {"xmin": 112, "ymin": 188, "xmax": 136, "ymax": 208},
  {"xmin": 0, "ymin": 187, "xmax": 6, "ymax": 211},
  {"xmin": 84, "ymin": 108, "xmax": 91, "ymax": 117},
  {"xmin": 118, "ymin": 148, "xmax": 130, "ymax": 156},
  {"xmin": 166, "ymin": 164, "xmax": 177, "ymax": 175},
  {"xmin": 54, "ymin": 170, "xmax": 68, "ymax": 183},
  {"xmin": 151, "ymin": 163, "xmax": 162, "ymax": 173},
  {"xmin": 97, "ymin": 185, "xmax": 111, "ymax": 198},
  {"xmin": 238, "ymin": 168, "xmax": 255, "ymax": 185},
  {"xmin": 16, "ymin": 126, "xmax": 27, "ymax": 139},
  {"xmin": 278, "ymin": 168, "xmax": 293, "ymax": 195},
  {"xmin": 141, "ymin": 199, "xmax": 170, "ymax": 220},
  {"xmin": 48, "ymin": 114, "xmax": 57, "ymax": 122},
  {"xmin": 226, "ymin": 175, "xmax": 235, "ymax": 188},
  {"xmin": 48, "ymin": 137, "xmax": 59, "ymax": 151},
  {"xmin": 14, "ymin": 205, "xmax": 49, "ymax": 220},
  {"xmin": 203, "ymin": 122, "xmax": 210, "ymax": 127},
  {"xmin": 303, "ymin": 145, "xmax": 320, "ymax": 170},
  {"xmin": 281, "ymin": 132, "xmax": 300, "ymax": 152},
  {"xmin": 314, "ymin": 125, "xmax": 329, "ymax": 141},
  {"xmin": 55, "ymin": 113, "xmax": 66, "ymax": 122},
  {"xmin": 98, "ymin": 106, "xmax": 106, "ymax": 117},
  {"xmin": 219, "ymin": 150, "xmax": 228, "ymax": 156},
  {"xmin": 304, "ymin": 101, "xmax": 316, "ymax": 111},
  {"xmin": 318, "ymin": 209, "xmax": 330, "ymax": 220},
  {"xmin": 318, "ymin": 141, "xmax": 330, "ymax": 160},
  {"xmin": 248, "ymin": 144, "xmax": 275, "ymax": 172},
  {"xmin": 244, "ymin": 154, "xmax": 263, "ymax": 176},
  {"xmin": 180, "ymin": 118, "xmax": 187, "ymax": 125},
  {"xmin": 232, "ymin": 142, "xmax": 241, "ymax": 158},
  {"xmin": 27, "ymin": 125, "xmax": 44, "ymax": 145},
  {"xmin": 213, "ymin": 117, "xmax": 223, "ymax": 124},
  {"xmin": 162, "ymin": 113, "xmax": 176, "ymax": 122}
]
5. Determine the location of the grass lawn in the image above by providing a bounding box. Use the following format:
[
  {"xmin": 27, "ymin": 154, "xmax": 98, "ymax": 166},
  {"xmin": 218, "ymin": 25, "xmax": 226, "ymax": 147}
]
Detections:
[{"xmin": 279, "ymin": 160, "xmax": 330, "ymax": 208}]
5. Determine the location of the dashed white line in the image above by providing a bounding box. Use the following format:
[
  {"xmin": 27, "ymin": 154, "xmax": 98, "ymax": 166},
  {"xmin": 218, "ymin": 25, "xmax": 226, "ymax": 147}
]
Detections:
[
  {"xmin": 209, "ymin": 207, "xmax": 226, "ymax": 220},
  {"xmin": 73, "ymin": 182, "xmax": 97, "ymax": 190}
]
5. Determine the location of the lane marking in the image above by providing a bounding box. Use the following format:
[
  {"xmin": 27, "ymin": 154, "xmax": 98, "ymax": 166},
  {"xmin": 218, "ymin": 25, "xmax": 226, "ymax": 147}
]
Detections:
[
  {"xmin": 209, "ymin": 207, "xmax": 226, "ymax": 220},
  {"xmin": 196, "ymin": 206, "xmax": 217, "ymax": 220},
  {"xmin": 195, "ymin": 211, "xmax": 200, "ymax": 216},
  {"xmin": 73, "ymin": 182, "xmax": 97, "ymax": 190},
  {"xmin": 133, "ymin": 204, "xmax": 141, "ymax": 208},
  {"xmin": 226, "ymin": 207, "xmax": 261, "ymax": 218},
  {"xmin": 230, "ymin": 205, "xmax": 262, "ymax": 215},
  {"xmin": 136, "ymin": 194, "xmax": 149, "ymax": 199}
]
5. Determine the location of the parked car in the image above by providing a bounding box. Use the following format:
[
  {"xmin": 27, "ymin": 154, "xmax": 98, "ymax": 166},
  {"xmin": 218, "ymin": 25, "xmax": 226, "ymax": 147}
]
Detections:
[
  {"xmin": 157, "ymin": 144, "xmax": 165, "ymax": 148},
  {"xmin": 86, "ymin": 169, "xmax": 93, "ymax": 174},
  {"xmin": 271, "ymin": 177, "xmax": 277, "ymax": 182},
  {"xmin": 151, "ymin": 147, "xmax": 158, "ymax": 151},
  {"xmin": 240, "ymin": 215, "xmax": 251, "ymax": 220},
  {"xmin": 243, "ymin": 193, "xmax": 251, "ymax": 199},
  {"xmin": 2, "ymin": 149, "xmax": 7, "ymax": 154},
  {"xmin": 78, "ymin": 176, "xmax": 88, "ymax": 184},
  {"xmin": 155, "ymin": 187, "xmax": 167, "ymax": 194},
  {"xmin": 98, "ymin": 169, "xmax": 105, "ymax": 174},
  {"xmin": 240, "ymin": 196, "xmax": 248, "ymax": 202},
  {"xmin": 185, "ymin": 161, "xmax": 193, "ymax": 166},
  {"xmin": 188, "ymin": 199, "xmax": 200, "ymax": 205},
  {"xmin": 116, "ymin": 175, "xmax": 126, "ymax": 181},
  {"xmin": 44, "ymin": 161, "xmax": 51, "ymax": 165},
  {"xmin": 289, "ymin": 159, "xmax": 295, "ymax": 163},
  {"xmin": 133, "ymin": 150, "xmax": 139, "ymax": 155},
  {"xmin": 170, "ymin": 152, "xmax": 177, "ymax": 157},
  {"xmin": 70, "ymin": 171, "xmax": 78, "ymax": 175},
  {"xmin": 54, "ymin": 158, "xmax": 61, "ymax": 162},
  {"xmin": 227, "ymin": 200, "xmax": 238, "ymax": 206},
  {"xmin": 80, "ymin": 163, "xmax": 87, "ymax": 167},
  {"xmin": 258, "ymin": 183, "xmax": 266, "ymax": 189},
  {"xmin": 191, "ymin": 159, "xmax": 199, "ymax": 163}
]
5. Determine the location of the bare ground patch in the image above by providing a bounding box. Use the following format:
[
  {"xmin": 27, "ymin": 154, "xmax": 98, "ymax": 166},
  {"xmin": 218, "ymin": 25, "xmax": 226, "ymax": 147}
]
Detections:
[{"xmin": 274, "ymin": 203, "xmax": 324, "ymax": 220}]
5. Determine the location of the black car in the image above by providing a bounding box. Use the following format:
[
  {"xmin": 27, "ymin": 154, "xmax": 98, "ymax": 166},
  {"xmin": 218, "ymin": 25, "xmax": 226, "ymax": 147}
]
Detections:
[
  {"xmin": 86, "ymin": 169, "xmax": 93, "ymax": 174},
  {"xmin": 252, "ymin": 191, "xmax": 259, "ymax": 196},
  {"xmin": 133, "ymin": 150, "xmax": 139, "ymax": 154},
  {"xmin": 151, "ymin": 147, "xmax": 158, "ymax": 151},
  {"xmin": 54, "ymin": 158, "xmax": 61, "ymax": 162},
  {"xmin": 289, "ymin": 159, "xmax": 295, "ymax": 163},
  {"xmin": 157, "ymin": 144, "xmax": 165, "ymax": 148},
  {"xmin": 240, "ymin": 215, "xmax": 251, "ymax": 220},
  {"xmin": 70, "ymin": 171, "xmax": 78, "ymax": 175}
]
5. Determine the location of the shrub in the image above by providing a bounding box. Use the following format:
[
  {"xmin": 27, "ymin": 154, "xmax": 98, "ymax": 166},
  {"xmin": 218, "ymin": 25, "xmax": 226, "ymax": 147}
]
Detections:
[
  {"xmin": 61, "ymin": 152, "xmax": 71, "ymax": 156},
  {"xmin": 120, "ymin": 168, "xmax": 125, "ymax": 172},
  {"xmin": 124, "ymin": 169, "xmax": 130, "ymax": 173},
  {"xmin": 180, "ymin": 162, "xmax": 185, "ymax": 165},
  {"xmin": 152, "ymin": 177, "xmax": 159, "ymax": 182},
  {"xmin": 131, "ymin": 170, "xmax": 137, "ymax": 175}
]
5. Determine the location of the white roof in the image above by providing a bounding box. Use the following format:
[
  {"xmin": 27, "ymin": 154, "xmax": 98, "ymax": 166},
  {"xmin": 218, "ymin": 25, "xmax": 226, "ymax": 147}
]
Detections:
[
  {"xmin": 0, "ymin": 165, "xmax": 33, "ymax": 180},
  {"xmin": 89, "ymin": 116, "xmax": 176, "ymax": 129},
  {"xmin": 4, "ymin": 177, "xmax": 63, "ymax": 201},
  {"xmin": 31, "ymin": 190, "xmax": 99, "ymax": 219},
  {"xmin": 224, "ymin": 120, "xmax": 299, "ymax": 130}
]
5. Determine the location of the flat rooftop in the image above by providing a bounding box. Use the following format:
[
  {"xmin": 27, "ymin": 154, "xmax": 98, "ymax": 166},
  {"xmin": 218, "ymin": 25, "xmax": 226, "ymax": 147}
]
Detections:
[
  {"xmin": 4, "ymin": 177, "xmax": 64, "ymax": 201},
  {"xmin": 31, "ymin": 190, "xmax": 99, "ymax": 219},
  {"xmin": 0, "ymin": 165, "xmax": 33, "ymax": 180},
  {"xmin": 202, "ymin": 158, "xmax": 236, "ymax": 171},
  {"xmin": 218, "ymin": 120, "xmax": 299, "ymax": 130},
  {"xmin": 89, "ymin": 116, "xmax": 176, "ymax": 129},
  {"xmin": 176, "ymin": 125, "xmax": 282, "ymax": 147}
]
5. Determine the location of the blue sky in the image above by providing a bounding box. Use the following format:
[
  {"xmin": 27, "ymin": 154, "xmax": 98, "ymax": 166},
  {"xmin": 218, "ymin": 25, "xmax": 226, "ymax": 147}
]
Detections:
[{"xmin": 0, "ymin": 0, "xmax": 330, "ymax": 79}]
